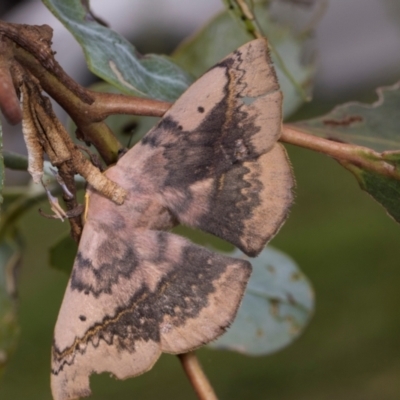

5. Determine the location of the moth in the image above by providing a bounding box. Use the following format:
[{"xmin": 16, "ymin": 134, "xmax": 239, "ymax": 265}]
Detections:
[{"xmin": 51, "ymin": 38, "xmax": 294, "ymax": 400}]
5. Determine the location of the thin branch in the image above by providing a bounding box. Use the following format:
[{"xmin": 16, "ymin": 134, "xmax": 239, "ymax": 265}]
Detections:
[
  {"xmin": 0, "ymin": 21, "xmax": 93, "ymax": 104},
  {"xmin": 223, "ymin": 0, "xmax": 309, "ymax": 101},
  {"xmin": 281, "ymin": 124, "xmax": 375, "ymax": 159},
  {"xmin": 224, "ymin": 0, "xmax": 264, "ymax": 39},
  {"xmin": 281, "ymin": 125, "xmax": 400, "ymax": 179},
  {"xmin": 92, "ymin": 92, "xmax": 171, "ymax": 119},
  {"xmin": 0, "ymin": 36, "xmax": 21, "ymax": 125},
  {"xmin": 178, "ymin": 352, "xmax": 218, "ymax": 400},
  {"xmin": 10, "ymin": 45, "xmax": 121, "ymax": 164}
]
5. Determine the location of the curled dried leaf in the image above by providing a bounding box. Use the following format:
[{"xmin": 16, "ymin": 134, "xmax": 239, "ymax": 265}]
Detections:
[
  {"xmin": 33, "ymin": 99, "xmax": 71, "ymax": 165},
  {"xmin": 20, "ymin": 85, "xmax": 44, "ymax": 183},
  {"xmin": 0, "ymin": 37, "xmax": 22, "ymax": 125}
]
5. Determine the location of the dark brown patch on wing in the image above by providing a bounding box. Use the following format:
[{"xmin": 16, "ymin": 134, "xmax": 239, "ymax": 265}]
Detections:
[
  {"xmin": 71, "ymin": 247, "xmax": 137, "ymax": 297},
  {"xmin": 136, "ymin": 45, "xmax": 283, "ymax": 256},
  {"xmin": 52, "ymin": 231, "xmax": 251, "ymax": 375},
  {"xmin": 70, "ymin": 225, "xmax": 176, "ymax": 297},
  {"xmin": 70, "ymin": 229, "xmax": 139, "ymax": 297}
]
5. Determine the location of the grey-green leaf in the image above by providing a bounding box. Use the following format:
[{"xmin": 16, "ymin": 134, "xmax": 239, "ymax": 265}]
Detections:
[
  {"xmin": 345, "ymin": 163, "xmax": 400, "ymax": 223},
  {"xmin": 294, "ymin": 81, "xmax": 400, "ymax": 152},
  {"xmin": 49, "ymin": 234, "xmax": 77, "ymax": 275},
  {"xmin": 173, "ymin": 6, "xmax": 315, "ymax": 118},
  {"xmin": 0, "ymin": 232, "xmax": 21, "ymax": 378},
  {"xmin": 41, "ymin": 0, "xmax": 193, "ymax": 101},
  {"xmin": 209, "ymin": 247, "xmax": 314, "ymax": 355},
  {"xmin": 2, "ymin": 151, "xmax": 28, "ymax": 171}
]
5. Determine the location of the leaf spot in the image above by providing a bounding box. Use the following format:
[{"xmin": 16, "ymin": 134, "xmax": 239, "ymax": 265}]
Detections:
[
  {"xmin": 267, "ymin": 264, "xmax": 276, "ymax": 274},
  {"xmin": 290, "ymin": 271, "xmax": 301, "ymax": 281},
  {"xmin": 323, "ymin": 115, "xmax": 363, "ymax": 127},
  {"xmin": 286, "ymin": 293, "xmax": 296, "ymax": 305},
  {"xmin": 109, "ymin": 61, "xmax": 146, "ymax": 96},
  {"xmin": 270, "ymin": 299, "xmax": 279, "ymax": 317}
]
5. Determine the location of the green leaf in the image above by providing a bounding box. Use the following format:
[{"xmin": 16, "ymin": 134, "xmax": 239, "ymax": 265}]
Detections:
[
  {"xmin": 0, "ymin": 231, "xmax": 21, "ymax": 378},
  {"xmin": 41, "ymin": 0, "xmax": 193, "ymax": 102},
  {"xmin": 293, "ymin": 81, "xmax": 400, "ymax": 223},
  {"xmin": 49, "ymin": 234, "xmax": 77, "ymax": 275},
  {"xmin": 164, "ymin": 227, "xmax": 313, "ymax": 355},
  {"xmin": 209, "ymin": 247, "xmax": 314, "ymax": 355},
  {"xmin": 2, "ymin": 151, "xmax": 28, "ymax": 171},
  {"xmin": 345, "ymin": 163, "xmax": 400, "ymax": 223},
  {"xmin": 293, "ymin": 81, "xmax": 400, "ymax": 152},
  {"xmin": 173, "ymin": 6, "xmax": 315, "ymax": 118}
]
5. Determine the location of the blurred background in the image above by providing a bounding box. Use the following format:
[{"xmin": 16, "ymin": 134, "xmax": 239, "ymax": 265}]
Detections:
[{"xmin": 1, "ymin": 0, "xmax": 400, "ymax": 399}]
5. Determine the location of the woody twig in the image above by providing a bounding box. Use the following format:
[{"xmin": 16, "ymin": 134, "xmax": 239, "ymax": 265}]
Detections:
[
  {"xmin": 6, "ymin": 57, "xmax": 126, "ymax": 240},
  {"xmin": 178, "ymin": 352, "xmax": 218, "ymax": 400}
]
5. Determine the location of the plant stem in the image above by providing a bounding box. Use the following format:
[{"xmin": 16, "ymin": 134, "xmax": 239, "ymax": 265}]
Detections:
[
  {"xmin": 10, "ymin": 44, "xmax": 121, "ymax": 164},
  {"xmin": 281, "ymin": 125, "xmax": 400, "ymax": 179},
  {"xmin": 178, "ymin": 352, "xmax": 218, "ymax": 400},
  {"xmin": 223, "ymin": 0, "xmax": 309, "ymax": 101},
  {"xmin": 92, "ymin": 92, "xmax": 171, "ymax": 119},
  {"xmin": 0, "ymin": 36, "xmax": 21, "ymax": 125}
]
